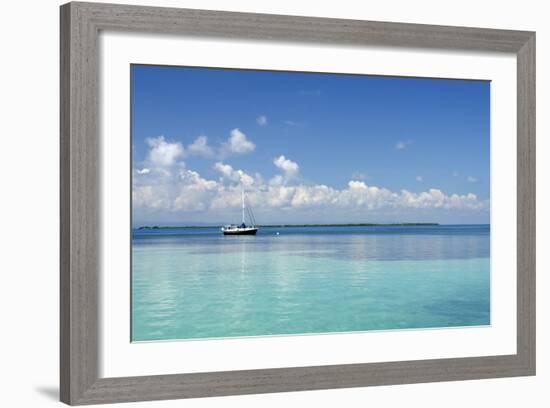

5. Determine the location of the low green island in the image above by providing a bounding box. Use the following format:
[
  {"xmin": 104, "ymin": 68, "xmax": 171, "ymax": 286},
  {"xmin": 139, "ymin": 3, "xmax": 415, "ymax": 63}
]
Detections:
[{"xmin": 137, "ymin": 222, "xmax": 439, "ymax": 230}]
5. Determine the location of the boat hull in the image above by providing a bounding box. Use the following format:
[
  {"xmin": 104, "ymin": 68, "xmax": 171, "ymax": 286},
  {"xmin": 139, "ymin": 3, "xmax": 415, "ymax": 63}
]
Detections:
[{"xmin": 222, "ymin": 228, "xmax": 258, "ymax": 236}]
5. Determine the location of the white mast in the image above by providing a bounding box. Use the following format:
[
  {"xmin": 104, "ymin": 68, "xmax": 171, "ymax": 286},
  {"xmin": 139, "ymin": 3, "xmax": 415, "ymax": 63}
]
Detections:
[{"xmin": 241, "ymin": 188, "xmax": 245, "ymax": 225}]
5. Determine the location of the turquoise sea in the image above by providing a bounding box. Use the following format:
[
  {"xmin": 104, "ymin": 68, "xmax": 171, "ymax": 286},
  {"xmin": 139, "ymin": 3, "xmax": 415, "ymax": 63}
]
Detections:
[{"xmin": 131, "ymin": 225, "xmax": 490, "ymax": 341}]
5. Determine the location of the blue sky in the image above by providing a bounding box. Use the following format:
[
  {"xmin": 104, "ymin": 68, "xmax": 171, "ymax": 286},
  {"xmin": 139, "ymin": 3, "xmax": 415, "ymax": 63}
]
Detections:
[{"xmin": 131, "ymin": 64, "xmax": 490, "ymax": 225}]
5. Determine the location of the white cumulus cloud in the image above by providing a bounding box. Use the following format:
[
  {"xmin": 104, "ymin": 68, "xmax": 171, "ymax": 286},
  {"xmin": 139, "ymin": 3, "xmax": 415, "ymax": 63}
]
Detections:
[
  {"xmin": 214, "ymin": 162, "xmax": 256, "ymax": 187},
  {"xmin": 187, "ymin": 135, "xmax": 214, "ymax": 158},
  {"xmin": 224, "ymin": 128, "xmax": 255, "ymax": 155},
  {"xmin": 213, "ymin": 162, "xmax": 234, "ymax": 179},
  {"xmin": 273, "ymin": 155, "xmax": 299, "ymax": 179},
  {"xmin": 146, "ymin": 136, "xmax": 184, "ymax": 167}
]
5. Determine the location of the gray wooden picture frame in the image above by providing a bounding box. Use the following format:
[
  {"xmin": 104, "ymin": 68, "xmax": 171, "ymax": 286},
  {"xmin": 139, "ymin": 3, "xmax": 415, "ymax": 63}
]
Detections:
[{"xmin": 60, "ymin": 1, "xmax": 536, "ymax": 405}]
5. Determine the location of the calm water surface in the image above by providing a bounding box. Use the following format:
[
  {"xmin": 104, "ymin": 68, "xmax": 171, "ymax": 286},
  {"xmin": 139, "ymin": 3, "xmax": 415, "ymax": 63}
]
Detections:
[{"xmin": 131, "ymin": 225, "xmax": 490, "ymax": 341}]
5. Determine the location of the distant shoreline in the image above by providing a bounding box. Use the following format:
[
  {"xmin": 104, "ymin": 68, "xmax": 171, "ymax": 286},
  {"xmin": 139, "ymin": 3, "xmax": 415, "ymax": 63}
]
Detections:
[{"xmin": 136, "ymin": 222, "xmax": 440, "ymax": 230}]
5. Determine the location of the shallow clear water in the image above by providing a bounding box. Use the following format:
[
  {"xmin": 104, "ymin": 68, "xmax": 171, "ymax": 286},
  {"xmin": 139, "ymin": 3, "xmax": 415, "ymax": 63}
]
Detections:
[{"xmin": 131, "ymin": 225, "xmax": 490, "ymax": 341}]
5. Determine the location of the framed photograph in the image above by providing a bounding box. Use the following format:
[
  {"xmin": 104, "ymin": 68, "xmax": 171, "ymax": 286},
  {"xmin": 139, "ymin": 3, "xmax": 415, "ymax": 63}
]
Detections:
[{"xmin": 60, "ymin": 2, "xmax": 535, "ymax": 405}]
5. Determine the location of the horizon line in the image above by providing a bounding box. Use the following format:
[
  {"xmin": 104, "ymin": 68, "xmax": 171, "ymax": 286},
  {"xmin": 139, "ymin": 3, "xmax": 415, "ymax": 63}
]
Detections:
[{"xmin": 133, "ymin": 222, "xmax": 492, "ymax": 230}]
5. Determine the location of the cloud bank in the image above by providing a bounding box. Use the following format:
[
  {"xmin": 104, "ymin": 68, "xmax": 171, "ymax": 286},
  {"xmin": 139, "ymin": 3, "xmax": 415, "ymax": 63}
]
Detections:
[{"xmin": 133, "ymin": 137, "xmax": 488, "ymax": 223}]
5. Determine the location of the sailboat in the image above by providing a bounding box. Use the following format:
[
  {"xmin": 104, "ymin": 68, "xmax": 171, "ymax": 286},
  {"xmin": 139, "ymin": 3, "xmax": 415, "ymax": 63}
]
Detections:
[{"xmin": 221, "ymin": 189, "xmax": 259, "ymax": 235}]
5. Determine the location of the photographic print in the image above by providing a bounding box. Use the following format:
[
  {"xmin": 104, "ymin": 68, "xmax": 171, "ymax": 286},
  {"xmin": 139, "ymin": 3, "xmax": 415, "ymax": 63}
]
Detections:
[{"xmin": 131, "ymin": 65, "xmax": 490, "ymax": 342}]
